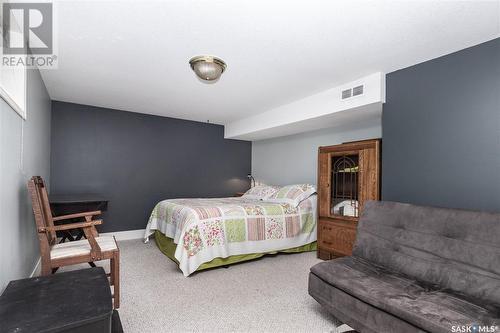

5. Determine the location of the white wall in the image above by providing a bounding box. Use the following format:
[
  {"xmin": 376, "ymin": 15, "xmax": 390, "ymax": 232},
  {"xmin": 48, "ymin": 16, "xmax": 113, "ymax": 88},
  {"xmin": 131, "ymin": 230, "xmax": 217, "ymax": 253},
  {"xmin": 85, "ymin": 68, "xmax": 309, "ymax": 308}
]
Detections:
[
  {"xmin": 0, "ymin": 69, "xmax": 51, "ymax": 291},
  {"xmin": 225, "ymin": 73, "xmax": 385, "ymax": 140},
  {"xmin": 252, "ymin": 119, "xmax": 381, "ymax": 186}
]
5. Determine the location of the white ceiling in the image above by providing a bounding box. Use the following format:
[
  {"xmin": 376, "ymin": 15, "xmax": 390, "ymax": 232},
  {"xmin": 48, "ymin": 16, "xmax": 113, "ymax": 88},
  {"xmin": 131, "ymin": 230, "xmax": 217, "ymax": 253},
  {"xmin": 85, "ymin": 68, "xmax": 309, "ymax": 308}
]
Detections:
[{"xmin": 41, "ymin": 0, "xmax": 500, "ymax": 125}]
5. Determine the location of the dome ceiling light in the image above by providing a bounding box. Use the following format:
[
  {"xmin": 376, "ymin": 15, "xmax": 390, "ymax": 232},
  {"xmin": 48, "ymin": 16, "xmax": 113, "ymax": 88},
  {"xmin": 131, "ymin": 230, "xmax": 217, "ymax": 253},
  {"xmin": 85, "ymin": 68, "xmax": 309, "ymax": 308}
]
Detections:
[{"xmin": 189, "ymin": 55, "xmax": 227, "ymax": 82}]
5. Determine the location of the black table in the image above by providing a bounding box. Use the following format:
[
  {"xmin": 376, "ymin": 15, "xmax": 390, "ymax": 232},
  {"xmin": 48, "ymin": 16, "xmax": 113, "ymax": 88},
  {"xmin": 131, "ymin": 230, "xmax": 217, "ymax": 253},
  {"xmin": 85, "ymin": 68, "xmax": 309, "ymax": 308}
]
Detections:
[
  {"xmin": 49, "ymin": 194, "xmax": 108, "ymax": 242},
  {"xmin": 0, "ymin": 268, "xmax": 123, "ymax": 333},
  {"xmin": 49, "ymin": 194, "xmax": 108, "ymax": 216}
]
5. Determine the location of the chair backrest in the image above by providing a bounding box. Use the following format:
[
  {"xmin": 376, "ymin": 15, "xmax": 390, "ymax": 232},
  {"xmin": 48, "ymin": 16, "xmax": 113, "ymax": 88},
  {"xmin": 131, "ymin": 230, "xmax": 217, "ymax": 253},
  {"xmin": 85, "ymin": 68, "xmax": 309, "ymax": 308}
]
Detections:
[
  {"xmin": 28, "ymin": 176, "xmax": 56, "ymax": 256},
  {"xmin": 353, "ymin": 200, "xmax": 500, "ymax": 304}
]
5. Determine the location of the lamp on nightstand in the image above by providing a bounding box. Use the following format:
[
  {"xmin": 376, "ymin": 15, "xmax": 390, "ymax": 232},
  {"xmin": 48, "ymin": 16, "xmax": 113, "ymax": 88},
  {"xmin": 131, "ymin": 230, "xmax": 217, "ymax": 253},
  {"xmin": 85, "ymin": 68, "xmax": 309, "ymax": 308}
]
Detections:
[{"xmin": 247, "ymin": 174, "xmax": 255, "ymax": 188}]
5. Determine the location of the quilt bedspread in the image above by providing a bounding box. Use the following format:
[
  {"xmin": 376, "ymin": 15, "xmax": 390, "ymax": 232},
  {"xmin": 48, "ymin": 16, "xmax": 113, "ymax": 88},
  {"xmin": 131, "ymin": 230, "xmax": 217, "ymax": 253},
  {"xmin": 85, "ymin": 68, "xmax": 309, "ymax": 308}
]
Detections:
[{"xmin": 144, "ymin": 196, "xmax": 317, "ymax": 276}]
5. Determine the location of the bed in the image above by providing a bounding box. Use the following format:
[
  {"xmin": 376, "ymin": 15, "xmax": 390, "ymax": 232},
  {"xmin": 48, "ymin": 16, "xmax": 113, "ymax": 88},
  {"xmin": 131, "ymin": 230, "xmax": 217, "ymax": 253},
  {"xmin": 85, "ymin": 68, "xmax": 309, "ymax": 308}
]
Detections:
[{"xmin": 144, "ymin": 188, "xmax": 317, "ymax": 276}]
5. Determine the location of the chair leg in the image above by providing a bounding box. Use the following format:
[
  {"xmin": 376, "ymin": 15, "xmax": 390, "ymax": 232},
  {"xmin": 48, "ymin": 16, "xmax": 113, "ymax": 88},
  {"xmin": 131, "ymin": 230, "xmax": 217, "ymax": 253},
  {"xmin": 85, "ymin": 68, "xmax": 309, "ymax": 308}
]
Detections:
[
  {"xmin": 41, "ymin": 263, "xmax": 52, "ymax": 276},
  {"xmin": 109, "ymin": 259, "xmax": 115, "ymax": 286},
  {"xmin": 111, "ymin": 251, "xmax": 120, "ymax": 309}
]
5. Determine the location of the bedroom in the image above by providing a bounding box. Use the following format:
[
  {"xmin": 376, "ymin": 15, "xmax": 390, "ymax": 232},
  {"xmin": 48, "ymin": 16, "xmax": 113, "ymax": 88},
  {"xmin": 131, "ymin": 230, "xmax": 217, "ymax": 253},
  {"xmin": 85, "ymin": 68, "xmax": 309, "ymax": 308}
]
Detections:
[{"xmin": 1, "ymin": 1, "xmax": 499, "ymax": 332}]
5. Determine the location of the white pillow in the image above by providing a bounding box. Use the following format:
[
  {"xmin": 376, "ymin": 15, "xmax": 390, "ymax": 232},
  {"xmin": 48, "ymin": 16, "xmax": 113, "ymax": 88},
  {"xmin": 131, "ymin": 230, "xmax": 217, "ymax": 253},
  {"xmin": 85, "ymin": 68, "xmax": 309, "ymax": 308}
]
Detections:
[
  {"xmin": 242, "ymin": 185, "xmax": 280, "ymax": 200},
  {"xmin": 266, "ymin": 184, "xmax": 317, "ymax": 206}
]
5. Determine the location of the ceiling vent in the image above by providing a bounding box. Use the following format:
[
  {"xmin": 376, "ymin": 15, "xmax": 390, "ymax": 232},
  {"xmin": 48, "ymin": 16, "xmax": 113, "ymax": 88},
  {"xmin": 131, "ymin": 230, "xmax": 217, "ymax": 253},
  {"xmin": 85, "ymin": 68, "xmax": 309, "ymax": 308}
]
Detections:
[
  {"xmin": 341, "ymin": 89, "xmax": 352, "ymax": 99},
  {"xmin": 342, "ymin": 84, "xmax": 364, "ymax": 99},
  {"xmin": 353, "ymin": 85, "xmax": 364, "ymax": 96}
]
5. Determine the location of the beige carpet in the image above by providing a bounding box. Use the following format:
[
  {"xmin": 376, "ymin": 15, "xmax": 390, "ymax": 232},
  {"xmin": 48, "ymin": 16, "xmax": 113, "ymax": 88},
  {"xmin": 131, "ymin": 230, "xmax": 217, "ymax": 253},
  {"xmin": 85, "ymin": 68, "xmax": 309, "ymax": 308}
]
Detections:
[{"xmin": 61, "ymin": 239, "xmax": 346, "ymax": 332}]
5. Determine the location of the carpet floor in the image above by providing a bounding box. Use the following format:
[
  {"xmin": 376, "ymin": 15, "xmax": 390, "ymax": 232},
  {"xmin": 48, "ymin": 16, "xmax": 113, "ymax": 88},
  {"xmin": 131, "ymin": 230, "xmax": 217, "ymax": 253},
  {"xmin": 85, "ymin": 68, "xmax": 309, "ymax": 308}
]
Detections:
[{"xmin": 60, "ymin": 239, "xmax": 348, "ymax": 332}]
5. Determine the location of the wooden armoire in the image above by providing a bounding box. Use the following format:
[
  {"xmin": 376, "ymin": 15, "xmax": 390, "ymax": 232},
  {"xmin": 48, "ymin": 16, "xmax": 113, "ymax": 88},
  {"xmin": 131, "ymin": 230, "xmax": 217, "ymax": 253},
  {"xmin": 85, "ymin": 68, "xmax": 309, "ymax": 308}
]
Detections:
[{"xmin": 317, "ymin": 139, "xmax": 381, "ymax": 260}]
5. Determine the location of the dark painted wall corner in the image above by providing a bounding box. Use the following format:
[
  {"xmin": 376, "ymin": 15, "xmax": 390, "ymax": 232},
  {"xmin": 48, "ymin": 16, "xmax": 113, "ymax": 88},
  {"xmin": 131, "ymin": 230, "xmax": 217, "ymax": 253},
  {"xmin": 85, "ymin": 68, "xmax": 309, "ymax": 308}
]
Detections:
[
  {"xmin": 50, "ymin": 101, "xmax": 252, "ymax": 232},
  {"xmin": 382, "ymin": 38, "xmax": 500, "ymax": 212}
]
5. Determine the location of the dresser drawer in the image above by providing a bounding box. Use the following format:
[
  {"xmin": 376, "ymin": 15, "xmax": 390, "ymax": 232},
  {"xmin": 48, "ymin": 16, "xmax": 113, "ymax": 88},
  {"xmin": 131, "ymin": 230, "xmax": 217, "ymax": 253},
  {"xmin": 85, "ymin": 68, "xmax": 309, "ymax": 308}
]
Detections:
[{"xmin": 318, "ymin": 219, "xmax": 357, "ymax": 256}]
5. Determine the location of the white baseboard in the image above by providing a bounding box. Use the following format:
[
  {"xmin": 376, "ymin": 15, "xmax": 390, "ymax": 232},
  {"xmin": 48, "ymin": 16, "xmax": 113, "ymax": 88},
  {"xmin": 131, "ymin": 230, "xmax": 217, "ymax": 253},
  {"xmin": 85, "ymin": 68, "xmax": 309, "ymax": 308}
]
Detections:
[
  {"xmin": 101, "ymin": 228, "xmax": 146, "ymax": 241},
  {"xmin": 30, "ymin": 257, "xmax": 41, "ymax": 278}
]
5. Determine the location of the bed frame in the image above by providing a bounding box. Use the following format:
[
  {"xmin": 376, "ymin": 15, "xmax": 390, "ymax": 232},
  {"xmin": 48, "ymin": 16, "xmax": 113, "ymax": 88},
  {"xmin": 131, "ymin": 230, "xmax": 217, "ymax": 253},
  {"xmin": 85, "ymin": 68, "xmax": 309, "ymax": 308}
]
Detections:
[{"xmin": 154, "ymin": 230, "xmax": 317, "ymax": 272}]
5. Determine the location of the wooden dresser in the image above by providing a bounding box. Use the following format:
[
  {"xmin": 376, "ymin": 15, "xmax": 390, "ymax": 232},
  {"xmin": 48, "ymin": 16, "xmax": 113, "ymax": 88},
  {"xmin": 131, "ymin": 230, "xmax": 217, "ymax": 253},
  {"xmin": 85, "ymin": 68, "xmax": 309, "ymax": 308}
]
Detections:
[{"xmin": 317, "ymin": 139, "xmax": 380, "ymax": 260}]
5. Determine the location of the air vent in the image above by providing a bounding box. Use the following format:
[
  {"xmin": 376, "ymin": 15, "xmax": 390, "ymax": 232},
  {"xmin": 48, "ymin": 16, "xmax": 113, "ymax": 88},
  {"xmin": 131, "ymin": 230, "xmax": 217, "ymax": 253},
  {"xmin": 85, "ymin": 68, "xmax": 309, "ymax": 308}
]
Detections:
[
  {"xmin": 353, "ymin": 85, "xmax": 364, "ymax": 96},
  {"xmin": 342, "ymin": 84, "xmax": 364, "ymax": 100},
  {"xmin": 341, "ymin": 89, "xmax": 352, "ymax": 99}
]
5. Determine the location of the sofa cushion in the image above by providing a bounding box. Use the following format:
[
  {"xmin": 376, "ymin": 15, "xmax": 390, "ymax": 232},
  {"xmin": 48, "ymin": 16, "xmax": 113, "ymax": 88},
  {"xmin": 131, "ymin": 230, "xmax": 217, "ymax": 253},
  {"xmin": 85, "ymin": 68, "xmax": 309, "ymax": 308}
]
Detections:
[
  {"xmin": 311, "ymin": 257, "xmax": 500, "ymax": 333},
  {"xmin": 353, "ymin": 201, "xmax": 500, "ymax": 304},
  {"xmin": 309, "ymin": 273, "xmax": 427, "ymax": 333}
]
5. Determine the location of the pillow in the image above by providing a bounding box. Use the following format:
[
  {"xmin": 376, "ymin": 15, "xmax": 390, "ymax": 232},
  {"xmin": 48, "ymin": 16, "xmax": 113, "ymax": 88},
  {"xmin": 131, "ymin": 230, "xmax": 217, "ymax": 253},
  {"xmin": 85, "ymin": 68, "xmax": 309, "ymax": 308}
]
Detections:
[
  {"xmin": 242, "ymin": 185, "xmax": 279, "ymax": 200},
  {"xmin": 267, "ymin": 184, "xmax": 317, "ymax": 206}
]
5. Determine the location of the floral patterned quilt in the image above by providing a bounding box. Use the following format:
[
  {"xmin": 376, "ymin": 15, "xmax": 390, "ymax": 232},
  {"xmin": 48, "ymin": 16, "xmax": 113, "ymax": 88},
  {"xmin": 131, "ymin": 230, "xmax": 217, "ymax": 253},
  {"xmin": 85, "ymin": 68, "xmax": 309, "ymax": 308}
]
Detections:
[{"xmin": 144, "ymin": 196, "xmax": 317, "ymax": 276}]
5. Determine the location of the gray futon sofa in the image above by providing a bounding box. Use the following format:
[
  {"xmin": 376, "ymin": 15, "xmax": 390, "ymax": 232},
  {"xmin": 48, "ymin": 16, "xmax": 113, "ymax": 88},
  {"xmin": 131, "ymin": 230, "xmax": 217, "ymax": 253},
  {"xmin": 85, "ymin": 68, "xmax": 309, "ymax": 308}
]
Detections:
[{"xmin": 309, "ymin": 201, "xmax": 500, "ymax": 333}]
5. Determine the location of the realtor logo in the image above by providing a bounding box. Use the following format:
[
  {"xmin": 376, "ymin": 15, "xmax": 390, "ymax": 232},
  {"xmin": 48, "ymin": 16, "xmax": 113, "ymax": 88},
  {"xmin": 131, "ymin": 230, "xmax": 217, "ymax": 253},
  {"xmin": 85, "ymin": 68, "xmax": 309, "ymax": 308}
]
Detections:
[
  {"xmin": 451, "ymin": 324, "xmax": 499, "ymax": 332},
  {"xmin": 1, "ymin": 1, "xmax": 57, "ymax": 68},
  {"xmin": 2, "ymin": 2, "xmax": 53, "ymax": 54}
]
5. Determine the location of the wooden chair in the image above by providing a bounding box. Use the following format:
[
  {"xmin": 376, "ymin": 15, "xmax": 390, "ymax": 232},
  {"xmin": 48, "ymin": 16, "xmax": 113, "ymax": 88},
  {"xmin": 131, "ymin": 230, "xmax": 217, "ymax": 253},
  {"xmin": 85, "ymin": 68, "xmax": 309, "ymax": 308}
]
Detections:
[{"xmin": 28, "ymin": 176, "xmax": 120, "ymax": 308}]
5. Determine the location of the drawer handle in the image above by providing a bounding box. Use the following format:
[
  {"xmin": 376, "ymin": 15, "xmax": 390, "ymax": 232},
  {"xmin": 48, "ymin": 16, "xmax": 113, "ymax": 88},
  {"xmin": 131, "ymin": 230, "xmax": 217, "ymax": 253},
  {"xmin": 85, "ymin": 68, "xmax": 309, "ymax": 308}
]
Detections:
[{"xmin": 323, "ymin": 241, "xmax": 333, "ymax": 245}]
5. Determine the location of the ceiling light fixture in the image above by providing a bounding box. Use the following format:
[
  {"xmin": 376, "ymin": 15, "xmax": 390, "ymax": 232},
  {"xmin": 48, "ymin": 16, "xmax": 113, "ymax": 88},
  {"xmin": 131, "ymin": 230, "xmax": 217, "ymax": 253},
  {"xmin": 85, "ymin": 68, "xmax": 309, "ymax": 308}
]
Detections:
[{"xmin": 189, "ymin": 55, "xmax": 227, "ymax": 82}]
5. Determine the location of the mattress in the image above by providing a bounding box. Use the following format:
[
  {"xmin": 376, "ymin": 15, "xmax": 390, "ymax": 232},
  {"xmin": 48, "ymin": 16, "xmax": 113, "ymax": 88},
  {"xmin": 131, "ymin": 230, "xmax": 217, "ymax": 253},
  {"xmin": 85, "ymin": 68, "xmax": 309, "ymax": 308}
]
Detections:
[{"xmin": 144, "ymin": 196, "xmax": 317, "ymax": 276}]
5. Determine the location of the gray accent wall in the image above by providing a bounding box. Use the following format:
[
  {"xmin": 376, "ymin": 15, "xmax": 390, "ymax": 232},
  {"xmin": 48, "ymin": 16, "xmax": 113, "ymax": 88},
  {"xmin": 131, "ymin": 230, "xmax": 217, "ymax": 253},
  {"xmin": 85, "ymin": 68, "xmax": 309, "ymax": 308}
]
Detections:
[
  {"xmin": 382, "ymin": 38, "xmax": 500, "ymax": 212},
  {"xmin": 252, "ymin": 120, "xmax": 381, "ymax": 186},
  {"xmin": 0, "ymin": 70, "xmax": 51, "ymax": 291},
  {"xmin": 50, "ymin": 102, "xmax": 251, "ymax": 232}
]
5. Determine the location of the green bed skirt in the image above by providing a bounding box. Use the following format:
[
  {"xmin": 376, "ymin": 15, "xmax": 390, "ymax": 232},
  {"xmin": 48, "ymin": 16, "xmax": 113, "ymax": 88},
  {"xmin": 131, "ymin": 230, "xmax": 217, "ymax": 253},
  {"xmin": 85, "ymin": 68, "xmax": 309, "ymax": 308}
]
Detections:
[{"xmin": 154, "ymin": 230, "xmax": 317, "ymax": 272}]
